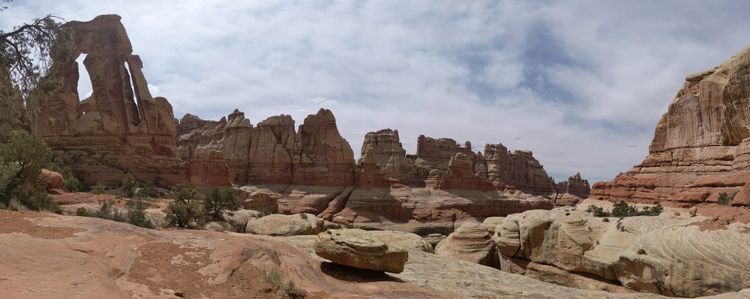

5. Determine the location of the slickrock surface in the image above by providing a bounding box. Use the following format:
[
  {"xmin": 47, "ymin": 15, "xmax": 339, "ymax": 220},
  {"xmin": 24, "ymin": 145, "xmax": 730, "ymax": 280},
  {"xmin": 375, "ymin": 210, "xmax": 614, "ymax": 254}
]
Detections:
[
  {"xmin": 0, "ymin": 210, "xmax": 448, "ymax": 299},
  {"xmin": 314, "ymin": 229, "xmax": 409, "ymax": 273},
  {"xmin": 27, "ymin": 15, "xmax": 187, "ymax": 186},
  {"xmin": 492, "ymin": 204, "xmax": 750, "ymax": 297},
  {"xmin": 279, "ymin": 234, "xmax": 750, "ymax": 299},
  {"xmin": 592, "ymin": 44, "xmax": 750, "ymax": 207},
  {"xmin": 434, "ymin": 222, "xmax": 495, "ymax": 265}
]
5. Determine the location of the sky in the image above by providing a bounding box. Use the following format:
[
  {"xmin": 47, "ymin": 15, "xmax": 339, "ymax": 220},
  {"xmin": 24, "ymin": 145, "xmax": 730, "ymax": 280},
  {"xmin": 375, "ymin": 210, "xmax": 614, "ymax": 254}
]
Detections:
[{"xmin": 2, "ymin": 0, "xmax": 750, "ymax": 183}]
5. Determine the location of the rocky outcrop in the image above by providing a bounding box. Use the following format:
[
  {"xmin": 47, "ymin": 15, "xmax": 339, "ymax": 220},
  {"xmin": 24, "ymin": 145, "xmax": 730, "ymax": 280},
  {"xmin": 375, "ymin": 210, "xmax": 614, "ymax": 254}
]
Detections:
[
  {"xmin": 359, "ymin": 130, "xmax": 556, "ymax": 195},
  {"xmin": 26, "ymin": 15, "xmax": 186, "ymax": 186},
  {"xmin": 176, "ymin": 108, "xmax": 355, "ymax": 187},
  {"xmin": 314, "ymin": 229, "xmax": 409, "ymax": 273},
  {"xmin": 245, "ymin": 213, "xmax": 326, "ymax": 236},
  {"xmin": 492, "ymin": 207, "xmax": 750, "ymax": 297},
  {"xmin": 435, "ymin": 222, "xmax": 495, "ymax": 265},
  {"xmin": 592, "ymin": 45, "xmax": 750, "ymax": 207},
  {"xmin": 556, "ymin": 172, "xmax": 591, "ymax": 198}
]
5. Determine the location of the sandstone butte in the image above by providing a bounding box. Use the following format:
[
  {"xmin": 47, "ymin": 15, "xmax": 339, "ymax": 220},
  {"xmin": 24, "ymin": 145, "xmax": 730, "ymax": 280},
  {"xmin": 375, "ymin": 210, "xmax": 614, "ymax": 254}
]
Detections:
[{"xmin": 591, "ymin": 44, "xmax": 750, "ymax": 209}]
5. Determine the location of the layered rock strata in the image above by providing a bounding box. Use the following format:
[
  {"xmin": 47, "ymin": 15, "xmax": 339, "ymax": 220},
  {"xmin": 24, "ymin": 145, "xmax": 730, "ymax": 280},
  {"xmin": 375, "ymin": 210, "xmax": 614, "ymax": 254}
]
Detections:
[
  {"xmin": 592, "ymin": 45, "xmax": 750, "ymax": 206},
  {"xmin": 556, "ymin": 172, "xmax": 591, "ymax": 198}
]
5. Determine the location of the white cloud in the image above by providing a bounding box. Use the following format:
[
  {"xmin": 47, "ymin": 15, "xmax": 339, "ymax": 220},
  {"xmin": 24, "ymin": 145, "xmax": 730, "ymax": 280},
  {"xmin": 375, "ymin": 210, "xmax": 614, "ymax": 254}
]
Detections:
[{"xmin": 2, "ymin": 0, "xmax": 749, "ymax": 182}]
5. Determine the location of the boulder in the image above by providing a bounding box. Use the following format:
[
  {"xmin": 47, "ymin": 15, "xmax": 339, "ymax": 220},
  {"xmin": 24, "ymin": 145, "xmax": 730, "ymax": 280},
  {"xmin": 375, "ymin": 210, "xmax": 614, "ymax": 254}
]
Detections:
[
  {"xmin": 222, "ymin": 209, "xmax": 262, "ymax": 233},
  {"xmin": 367, "ymin": 230, "xmax": 433, "ymax": 252},
  {"xmin": 144, "ymin": 208, "xmax": 166, "ymax": 228},
  {"xmin": 435, "ymin": 222, "xmax": 495, "ymax": 266},
  {"xmin": 314, "ymin": 229, "xmax": 408, "ymax": 273},
  {"xmin": 203, "ymin": 221, "xmax": 235, "ymax": 232},
  {"xmin": 39, "ymin": 169, "xmax": 64, "ymax": 191},
  {"xmin": 246, "ymin": 213, "xmax": 325, "ymax": 236}
]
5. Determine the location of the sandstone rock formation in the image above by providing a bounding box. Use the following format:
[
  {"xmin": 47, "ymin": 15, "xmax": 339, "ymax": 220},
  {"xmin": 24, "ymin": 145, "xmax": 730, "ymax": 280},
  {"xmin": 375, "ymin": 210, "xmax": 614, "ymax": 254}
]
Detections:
[
  {"xmin": 492, "ymin": 206, "xmax": 750, "ymax": 297},
  {"xmin": 314, "ymin": 228, "xmax": 409, "ymax": 273},
  {"xmin": 26, "ymin": 15, "xmax": 186, "ymax": 186},
  {"xmin": 592, "ymin": 45, "xmax": 750, "ymax": 207},
  {"xmin": 435, "ymin": 222, "xmax": 495, "ymax": 265},
  {"xmin": 245, "ymin": 213, "xmax": 326, "ymax": 236},
  {"xmin": 176, "ymin": 108, "xmax": 356, "ymax": 186},
  {"xmin": 359, "ymin": 129, "xmax": 556, "ymax": 195},
  {"xmin": 556, "ymin": 172, "xmax": 591, "ymax": 198},
  {"xmin": 39, "ymin": 169, "xmax": 64, "ymax": 191}
]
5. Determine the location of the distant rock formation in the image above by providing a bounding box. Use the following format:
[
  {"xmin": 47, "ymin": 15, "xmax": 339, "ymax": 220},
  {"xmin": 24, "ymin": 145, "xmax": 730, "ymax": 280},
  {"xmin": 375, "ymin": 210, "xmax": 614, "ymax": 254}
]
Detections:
[
  {"xmin": 177, "ymin": 108, "xmax": 355, "ymax": 186},
  {"xmin": 26, "ymin": 15, "xmax": 186, "ymax": 186},
  {"xmin": 555, "ymin": 172, "xmax": 591, "ymax": 198},
  {"xmin": 592, "ymin": 45, "xmax": 750, "ymax": 206},
  {"xmin": 359, "ymin": 129, "xmax": 556, "ymax": 195}
]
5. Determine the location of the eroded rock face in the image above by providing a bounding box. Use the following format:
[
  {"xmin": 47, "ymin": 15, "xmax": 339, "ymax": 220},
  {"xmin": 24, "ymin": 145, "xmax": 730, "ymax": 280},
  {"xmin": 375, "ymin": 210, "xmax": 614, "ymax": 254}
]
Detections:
[
  {"xmin": 359, "ymin": 130, "xmax": 556, "ymax": 195},
  {"xmin": 27, "ymin": 15, "xmax": 186, "ymax": 186},
  {"xmin": 492, "ymin": 208, "xmax": 750, "ymax": 297},
  {"xmin": 592, "ymin": 45, "xmax": 750, "ymax": 207},
  {"xmin": 314, "ymin": 228, "xmax": 409, "ymax": 273},
  {"xmin": 556, "ymin": 172, "xmax": 591, "ymax": 198},
  {"xmin": 176, "ymin": 108, "xmax": 355, "ymax": 187},
  {"xmin": 435, "ymin": 222, "xmax": 495, "ymax": 266}
]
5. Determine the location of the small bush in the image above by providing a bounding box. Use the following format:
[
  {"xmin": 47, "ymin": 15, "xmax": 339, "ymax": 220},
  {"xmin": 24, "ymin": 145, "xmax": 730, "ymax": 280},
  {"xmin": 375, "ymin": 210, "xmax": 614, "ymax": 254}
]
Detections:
[
  {"xmin": 204, "ymin": 188, "xmax": 240, "ymax": 221},
  {"xmin": 264, "ymin": 268, "xmax": 304, "ymax": 299},
  {"xmin": 586, "ymin": 202, "xmax": 663, "ymax": 218},
  {"xmin": 165, "ymin": 186, "xmax": 205, "ymax": 228},
  {"xmin": 91, "ymin": 184, "xmax": 106, "ymax": 194},
  {"xmin": 0, "ymin": 130, "xmax": 52, "ymax": 207},
  {"xmin": 127, "ymin": 197, "xmax": 154, "ymax": 229},
  {"xmin": 76, "ymin": 207, "xmax": 92, "ymax": 217},
  {"xmin": 120, "ymin": 174, "xmax": 137, "ymax": 198},
  {"xmin": 97, "ymin": 200, "xmax": 127, "ymax": 222},
  {"xmin": 717, "ymin": 192, "xmax": 735, "ymax": 206},
  {"xmin": 137, "ymin": 183, "xmax": 159, "ymax": 199},
  {"xmin": 63, "ymin": 175, "xmax": 82, "ymax": 192}
]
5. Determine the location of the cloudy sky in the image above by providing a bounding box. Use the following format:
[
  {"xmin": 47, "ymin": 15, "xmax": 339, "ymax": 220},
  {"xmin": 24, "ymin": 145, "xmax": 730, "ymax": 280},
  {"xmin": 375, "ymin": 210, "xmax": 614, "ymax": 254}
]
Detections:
[{"xmin": 3, "ymin": 0, "xmax": 750, "ymax": 182}]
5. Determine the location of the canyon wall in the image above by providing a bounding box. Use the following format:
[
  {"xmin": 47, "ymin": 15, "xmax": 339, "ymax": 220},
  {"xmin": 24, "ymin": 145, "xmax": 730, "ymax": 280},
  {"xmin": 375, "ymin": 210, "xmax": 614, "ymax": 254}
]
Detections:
[{"xmin": 591, "ymin": 45, "xmax": 750, "ymax": 206}]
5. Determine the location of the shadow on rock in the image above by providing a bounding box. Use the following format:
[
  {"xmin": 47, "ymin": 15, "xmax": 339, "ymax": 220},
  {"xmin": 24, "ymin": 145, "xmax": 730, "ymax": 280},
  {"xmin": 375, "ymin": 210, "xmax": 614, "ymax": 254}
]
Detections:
[{"xmin": 320, "ymin": 262, "xmax": 404, "ymax": 283}]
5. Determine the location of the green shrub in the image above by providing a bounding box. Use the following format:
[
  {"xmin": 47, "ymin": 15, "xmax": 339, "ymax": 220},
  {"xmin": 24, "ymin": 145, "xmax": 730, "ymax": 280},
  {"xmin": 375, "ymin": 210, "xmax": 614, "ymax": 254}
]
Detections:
[
  {"xmin": 137, "ymin": 183, "xmax": 159, "ymax": 198},
  {"xmin": 587, "ymin": 202, "xmax": 663, "ymax": 218},
  {"xmin": 0, "ymin": 130, "xmax": 52, "ymax": 208},
  {"xmin": 97, "ymin": 200, "xmax": 126, "ymax": 222},
  {"xmin": 91, "ymin": 184, "xmax": 106, "ymax": 194},
  {"xmin": 264, "ymin": 268, "xmax": 304, "ymax": 299},
  {"xmin": 63, "ymin": 175, "xmax": 82, "ymax": 192},
  {"xmin": 717, "ymin": 192, "xmax": 735, "ymax": 206},
  {"xmin": 204, "ymin": 188, "xmax": 240, "ymax": 221},
  {"xmin": 127, "ymin": 198, "xmax": 154, "ymax": 229},
  {"xmin": 120, "ymin": 174, "xmax": 137, "ymax": 198},
  {"xmin": 76, "ymin": 207, "xmax": 92, "ymax": 217},
  {"xmin": 165, "ymin": 186, "xmax": 205, "ymax": 228}
]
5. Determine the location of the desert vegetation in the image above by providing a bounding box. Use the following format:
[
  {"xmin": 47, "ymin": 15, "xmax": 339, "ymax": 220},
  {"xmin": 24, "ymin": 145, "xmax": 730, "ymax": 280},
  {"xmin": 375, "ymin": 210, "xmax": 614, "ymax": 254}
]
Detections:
[{"xmin": 585, "ymin": 201, "xmax": 663, "ymax": 218}]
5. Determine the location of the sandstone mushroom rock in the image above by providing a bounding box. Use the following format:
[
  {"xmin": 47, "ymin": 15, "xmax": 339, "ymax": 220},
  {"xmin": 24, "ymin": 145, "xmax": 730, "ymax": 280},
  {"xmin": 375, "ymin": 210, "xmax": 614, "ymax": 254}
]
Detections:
[
  {"xmin": 592, "ymin": 44, "xmax": 750, "ymax": 207},
  {"xmin": 435, "ymin": 222, "xmax": 495, "ymax": 266},
  {"xmin": 314, "ymin": 228, "xmax": 409, "ymax": 273},
  {"xmin": 245, "ymin": 213, "xmax": 325, "ymax": 236}
]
